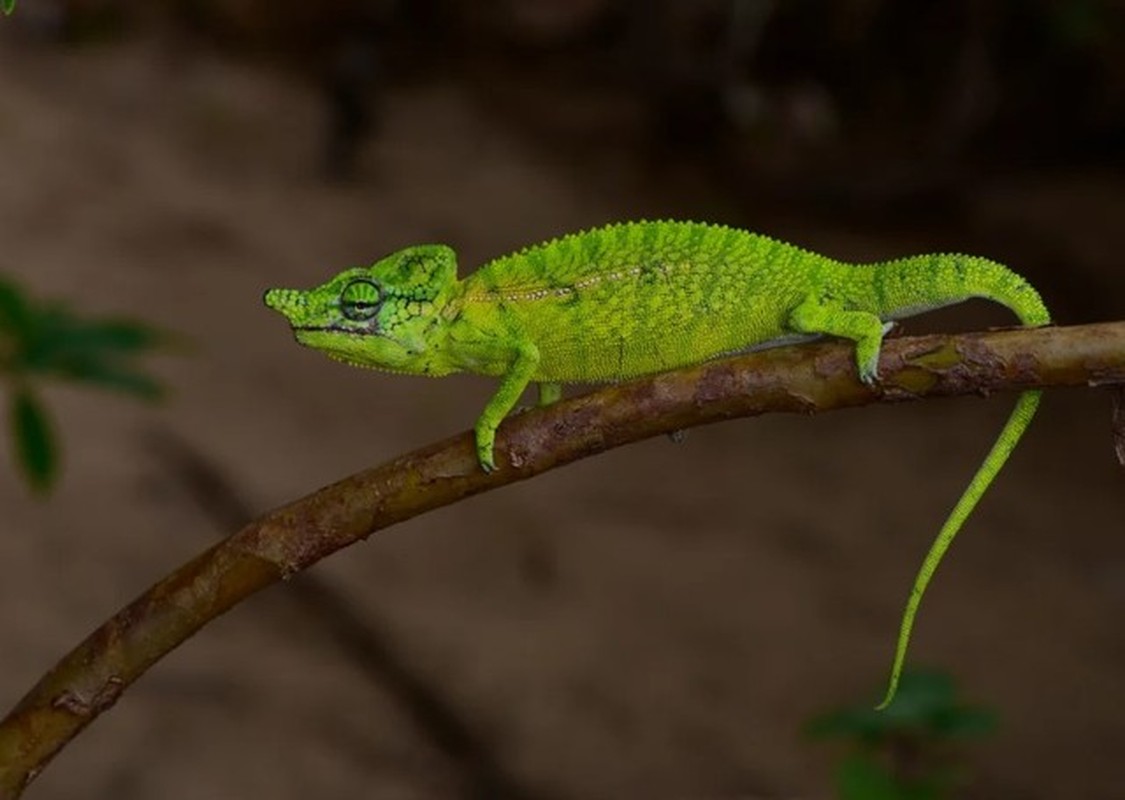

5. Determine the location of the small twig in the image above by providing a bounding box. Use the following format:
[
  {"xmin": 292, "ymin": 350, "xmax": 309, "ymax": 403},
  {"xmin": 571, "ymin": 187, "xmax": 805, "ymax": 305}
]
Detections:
[{"xmin": 1, "ymin": 321, "xmax": 1123, "ymax": 797}]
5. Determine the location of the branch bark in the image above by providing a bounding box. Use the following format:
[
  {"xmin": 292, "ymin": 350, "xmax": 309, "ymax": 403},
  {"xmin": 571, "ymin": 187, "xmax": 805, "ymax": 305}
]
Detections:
[{"xmin": 2, "ymin": 321, "xmax": 1124, "ymax": 797}]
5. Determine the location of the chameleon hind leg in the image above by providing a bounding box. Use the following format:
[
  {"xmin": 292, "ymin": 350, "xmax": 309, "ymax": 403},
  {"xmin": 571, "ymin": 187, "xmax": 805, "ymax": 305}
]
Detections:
[{"xmin": 788, "ymin": 295, "xmax": 893, "ymax": 383}]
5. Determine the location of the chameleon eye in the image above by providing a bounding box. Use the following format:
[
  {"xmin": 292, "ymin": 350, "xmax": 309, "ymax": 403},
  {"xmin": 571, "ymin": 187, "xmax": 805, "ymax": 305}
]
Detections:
[{"xmin": 339, "ymin": 278, "xmax": 382, "ymax": 322}]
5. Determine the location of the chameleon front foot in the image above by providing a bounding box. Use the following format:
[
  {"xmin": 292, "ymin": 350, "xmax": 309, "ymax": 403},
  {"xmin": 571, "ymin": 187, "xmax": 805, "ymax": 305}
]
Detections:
[
  {"xmin": 474, "ymin": 422, "xmax": 498, "ymax": 472},
  {"xmin": 473, "ymin": 344, "xmax": 541, "ymax": 473}
]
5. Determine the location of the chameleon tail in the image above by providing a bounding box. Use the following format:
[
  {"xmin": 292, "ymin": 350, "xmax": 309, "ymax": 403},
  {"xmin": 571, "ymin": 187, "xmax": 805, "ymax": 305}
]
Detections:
[
  {"xmin": 866, "ymin": 252, "xmax": 1049, "ymax": 708},
  {"xmin": 876, "ymin": 388, "xmax": 1042, "ymax": 709}
]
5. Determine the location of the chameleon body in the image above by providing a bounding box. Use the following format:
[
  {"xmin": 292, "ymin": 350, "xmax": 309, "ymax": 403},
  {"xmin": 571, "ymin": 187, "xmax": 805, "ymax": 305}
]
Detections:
[{"xmin": 264, "ymin": 221, "xmax": 1049, "ymax": 707}]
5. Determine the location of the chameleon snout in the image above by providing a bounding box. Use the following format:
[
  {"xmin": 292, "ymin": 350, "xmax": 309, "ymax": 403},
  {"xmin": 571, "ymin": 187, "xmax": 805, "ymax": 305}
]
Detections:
[{"xmin": 263, "ymin": 288, "xmax": 306, "ymax": 319}]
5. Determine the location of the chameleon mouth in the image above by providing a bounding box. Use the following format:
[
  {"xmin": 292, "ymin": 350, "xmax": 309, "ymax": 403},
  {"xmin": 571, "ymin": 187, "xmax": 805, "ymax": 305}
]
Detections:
[
  {"xmin": 292, "ymin": 325, "xmax": 402, "ymax": 353},
  {"xmin": 294, "ymin": 325, "xmax": 380, "ymax": 337}
]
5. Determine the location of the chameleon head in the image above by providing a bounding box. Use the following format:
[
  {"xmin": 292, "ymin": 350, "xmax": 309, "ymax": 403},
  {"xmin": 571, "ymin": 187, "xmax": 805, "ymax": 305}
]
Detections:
[{"xmin": 263, "ymin": 244, "xmax": 458, "ymax": 374}]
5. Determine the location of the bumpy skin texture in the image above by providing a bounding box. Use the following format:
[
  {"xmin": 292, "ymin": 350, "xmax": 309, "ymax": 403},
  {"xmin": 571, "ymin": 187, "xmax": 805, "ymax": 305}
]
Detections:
[{"xmin": 264, "ymin": 220, "xmax": 1050, "ymax": 707}]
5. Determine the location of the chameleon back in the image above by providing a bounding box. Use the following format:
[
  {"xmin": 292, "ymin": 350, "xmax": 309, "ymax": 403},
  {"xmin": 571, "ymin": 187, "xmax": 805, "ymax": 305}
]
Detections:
[{"xmin": 458, "ymin": 221, "xmax": 827, "ymax": 382}]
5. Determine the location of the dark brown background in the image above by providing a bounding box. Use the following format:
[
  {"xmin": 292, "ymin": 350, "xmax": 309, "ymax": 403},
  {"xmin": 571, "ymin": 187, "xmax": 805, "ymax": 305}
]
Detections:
[{"xmin": 1, "ymin": 2, "xmax": 1123, "ymax": 798}]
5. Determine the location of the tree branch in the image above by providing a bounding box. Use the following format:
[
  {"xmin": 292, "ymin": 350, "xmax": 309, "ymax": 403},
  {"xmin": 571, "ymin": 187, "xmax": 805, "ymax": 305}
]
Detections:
[
  {"xmin": 147, "ymin": 430, "xmax": 549, "ymax": 800},
  {"xmin": 2, "ymin": 321, "xmax": 1124, "ymax": 797}
]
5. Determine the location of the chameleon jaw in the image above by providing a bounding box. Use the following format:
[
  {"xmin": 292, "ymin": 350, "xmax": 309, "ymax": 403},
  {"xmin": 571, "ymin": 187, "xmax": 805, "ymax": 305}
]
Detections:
[{"xmin": 292, "ymin": 326, "xmax": 432, "ymax": 375}]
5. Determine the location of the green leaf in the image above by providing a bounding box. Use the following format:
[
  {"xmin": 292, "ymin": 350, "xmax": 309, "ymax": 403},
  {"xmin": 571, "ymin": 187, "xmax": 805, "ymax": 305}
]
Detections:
[
  {"xmin": 0, "ymin": 292, "xmax": 166, "ymax": 398},
  {"xmin": 0, "ymin": 279, "xmax": 34, "ymax": 341},
  {"xmin": 29, "ymin": 311, "xmax": 165, "ymax": 361},
  {"xmin": 2, "ymin": 0, "xmax": 14, "ymax": 16},
  {"xmin": 73, "ymin": 318, "xmax": 166, "ymax": 354},
  {"xmin": 835, "ymin": 754, "xmax": 902, "ymax": 800},
  {"xmin": 804, "ymin": 704, "xmax": 889, "ymax": 743},
  {"xmin": 0, "ymin": 279, "xmax": 165, "ymax": 494},
  {"xmin": 929, "ymin": 705, "xmax": 998, "ymax": 739},
  {"xmin": 47, "ymin": 358, "xmax": 163, "ymax": 400},
  {"xmin": 805, "ymin": 669, "xmax": 989, "ymax": 744},
  {"xmin": 9, "ymin": 387, "xmax": 57, "ymax": 493}
]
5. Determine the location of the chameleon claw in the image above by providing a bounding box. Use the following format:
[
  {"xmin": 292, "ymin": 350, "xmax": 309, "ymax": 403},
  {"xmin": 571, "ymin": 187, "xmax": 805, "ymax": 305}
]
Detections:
[
  {"xmin": 858, "ymin": 340, "xmax": 883, "ymax": 386},
  {"xmin": 476, "ymin": 444, "xmax": 497, "ymax": 473},
  {"xmin": 858, "ymin": 356, "xmax": 881, "ymax": 386},
  {"xmin": 860, "ymin": 323, "xmax": 894, "ymax": 385},
  {"xmin": 475, "ymin": 428, "xmax": 498, "ymax": 472}
]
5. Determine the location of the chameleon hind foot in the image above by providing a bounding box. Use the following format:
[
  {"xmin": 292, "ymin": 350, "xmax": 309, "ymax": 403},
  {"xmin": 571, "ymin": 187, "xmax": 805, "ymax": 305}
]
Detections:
[{"xmin": 789, "ymin": 297, "xmax": 890, "ymax": 386}]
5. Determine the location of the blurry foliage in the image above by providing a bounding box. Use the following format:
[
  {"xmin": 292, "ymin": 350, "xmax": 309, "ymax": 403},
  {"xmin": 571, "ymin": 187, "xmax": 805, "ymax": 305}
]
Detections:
[
  {"xmin": 7, "ymin": 1, "xmax": 1120, "ymax": 163},
  {"xmin": 124, "ymin": 0, "xmax": 1125, "ymax": 162},
  {"xmin": 0, "ymin": 278, "xmax": 164, "ymax": 494},
  {"xmin": 806, "ymin": 669, "xmax": 997, "ymax": 800},
  {"xmin": 2, "ymin": 0, "xmax": 13, "ymax": 16}
]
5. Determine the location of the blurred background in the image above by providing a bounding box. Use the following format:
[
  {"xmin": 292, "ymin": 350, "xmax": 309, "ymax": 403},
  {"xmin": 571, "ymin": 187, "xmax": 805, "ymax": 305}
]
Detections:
[{"xmin": 1, "ymin": 1, "xmax": 1123, "ymax": 798}]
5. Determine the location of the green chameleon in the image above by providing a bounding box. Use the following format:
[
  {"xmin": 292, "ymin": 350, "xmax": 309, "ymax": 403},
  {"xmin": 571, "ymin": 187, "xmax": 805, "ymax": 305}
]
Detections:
[{"xmin": 264, "ymin": 220, "xmax": 1049, "ymax": 708}]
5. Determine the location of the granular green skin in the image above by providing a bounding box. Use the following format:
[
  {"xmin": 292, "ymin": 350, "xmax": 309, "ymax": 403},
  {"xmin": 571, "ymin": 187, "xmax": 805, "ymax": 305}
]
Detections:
[{"xmin": 264, "ymin": 220, "xmax": 1050, "ymax": 708}]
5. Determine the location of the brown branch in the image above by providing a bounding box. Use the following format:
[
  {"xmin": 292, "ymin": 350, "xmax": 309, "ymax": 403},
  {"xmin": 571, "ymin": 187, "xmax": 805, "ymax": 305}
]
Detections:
[
  {"xmin": 2, "ymin": 321, "xmax": 1124, "ymax": 797},
  {"xmin": 148, "ymin": 431, "xmax": 549, "ymax": 800}
]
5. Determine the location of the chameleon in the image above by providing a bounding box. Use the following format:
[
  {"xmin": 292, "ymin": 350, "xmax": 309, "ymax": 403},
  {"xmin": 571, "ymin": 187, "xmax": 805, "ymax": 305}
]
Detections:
[{"xmin": 263, "ymin": 220, "xmax": 1050, "ymax": 708}]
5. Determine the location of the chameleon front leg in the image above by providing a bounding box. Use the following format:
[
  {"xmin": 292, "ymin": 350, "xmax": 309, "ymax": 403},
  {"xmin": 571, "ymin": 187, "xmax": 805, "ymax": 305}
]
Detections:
[
  {"xmin": 789, "ymin": 296, "xmax": 894, "ymax": 384},
  {"xmin": 475, "ymin": 342, "xmax": 541, "ymax": 472}
]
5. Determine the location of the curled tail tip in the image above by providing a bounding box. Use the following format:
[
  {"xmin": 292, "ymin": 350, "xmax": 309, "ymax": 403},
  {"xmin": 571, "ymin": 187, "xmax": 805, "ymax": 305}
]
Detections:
[
  {"xmin": 874, "ymin": 666, "xmax": 903, "ymax": 711},
  {"xmin": 876, "ymin": 619, "xmax": 912, "ymax": 711}
]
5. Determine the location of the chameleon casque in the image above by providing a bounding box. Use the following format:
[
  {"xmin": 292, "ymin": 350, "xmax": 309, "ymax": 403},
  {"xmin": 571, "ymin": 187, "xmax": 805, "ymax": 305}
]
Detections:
[{"xmin": 264, "ymin": 220, "xmax": 1050, "ymax": 707}]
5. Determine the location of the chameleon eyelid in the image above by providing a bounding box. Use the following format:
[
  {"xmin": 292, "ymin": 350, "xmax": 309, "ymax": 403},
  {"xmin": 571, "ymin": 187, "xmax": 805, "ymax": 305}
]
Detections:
[{"xmin": 339, "ymin": 278, "xmax": 383, "ymax": 321}]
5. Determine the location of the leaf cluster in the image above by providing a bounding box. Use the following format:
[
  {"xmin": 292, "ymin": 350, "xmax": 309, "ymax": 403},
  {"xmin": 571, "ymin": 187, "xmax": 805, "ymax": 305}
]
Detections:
[
  {"xmin": 805, "ymin": 670, "xmax": 997, "ymax": 800},
  {"xmin": 0, "ymin": 278, "xmax": 165, "ymax": 492}
]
